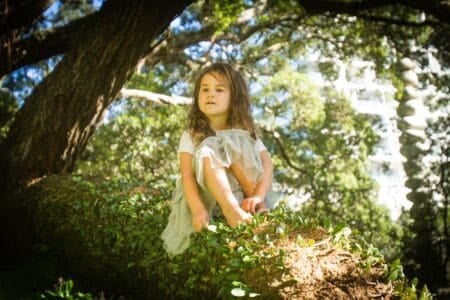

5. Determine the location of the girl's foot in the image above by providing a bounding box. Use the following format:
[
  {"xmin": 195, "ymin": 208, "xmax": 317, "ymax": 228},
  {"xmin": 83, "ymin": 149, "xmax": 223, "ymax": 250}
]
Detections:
[
  {"xmin": 222, "ymin": 205, "xmax": 252, "ymax": 228},
  {"xmin": 255, "ymin": 202, "xmax": 269, "ymax": 214}
]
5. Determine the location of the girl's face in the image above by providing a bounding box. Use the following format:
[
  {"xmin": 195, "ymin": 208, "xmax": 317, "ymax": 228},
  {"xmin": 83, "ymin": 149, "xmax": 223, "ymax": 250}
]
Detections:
[{"xmin": 198, "ymin": 72, "xmax": 231, "ymax": 121}]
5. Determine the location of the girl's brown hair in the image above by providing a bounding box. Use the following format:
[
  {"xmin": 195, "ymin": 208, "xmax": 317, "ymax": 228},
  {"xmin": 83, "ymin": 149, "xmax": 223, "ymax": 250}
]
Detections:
[{"xmin": 188, "ymin": 62, "xmax": 258, "ymax": 145}]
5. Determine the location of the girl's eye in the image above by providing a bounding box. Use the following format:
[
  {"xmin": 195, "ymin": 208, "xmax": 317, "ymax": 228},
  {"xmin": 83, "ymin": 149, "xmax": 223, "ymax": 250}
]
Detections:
[
  {"xmin": 201, "ymin": 88, "xmax": 209, "ymax": 92},
  {"xmin": 216, "ymin": 89, "xmax": 224, "ymax": 92}
]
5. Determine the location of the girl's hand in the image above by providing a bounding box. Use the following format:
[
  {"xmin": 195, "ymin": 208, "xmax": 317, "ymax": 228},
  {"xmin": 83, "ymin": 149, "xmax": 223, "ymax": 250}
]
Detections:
[
  {"xmin": 241, "ymin": 196, "xmax": 263, "ymax": 214},
  {"xmin": 192, "ymin": 209, "xmax": 210, "ymax": 232}
]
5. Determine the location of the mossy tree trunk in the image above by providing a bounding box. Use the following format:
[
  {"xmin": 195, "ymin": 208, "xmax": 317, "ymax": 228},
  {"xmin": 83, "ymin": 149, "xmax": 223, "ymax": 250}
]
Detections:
[{"xmin": 21, "ymin": 175, "xmax": 395, "ymax": 299}]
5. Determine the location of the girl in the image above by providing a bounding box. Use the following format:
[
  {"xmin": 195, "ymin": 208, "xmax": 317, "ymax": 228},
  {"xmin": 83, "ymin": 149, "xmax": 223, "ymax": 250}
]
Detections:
[{"xmin": 161, "ymin": 62, "xmax": 274, "ymax": 257}]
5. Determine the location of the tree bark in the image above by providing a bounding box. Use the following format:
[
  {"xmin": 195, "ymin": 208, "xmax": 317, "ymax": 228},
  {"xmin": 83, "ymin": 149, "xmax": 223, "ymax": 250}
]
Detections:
[{"xmin": 0, "ymin": 0, "xmax": 193, "ymax": 259}]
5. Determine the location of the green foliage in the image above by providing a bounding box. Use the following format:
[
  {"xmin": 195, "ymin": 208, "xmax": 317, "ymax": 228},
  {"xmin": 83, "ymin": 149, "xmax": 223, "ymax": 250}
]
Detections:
[
  {"xmin": 210, "ymin": 0, "xmax": 245, "ymax": 35},
  {"xmin": 155, "ymin": 205, "xmax": 320, "ymax": 298},
  {"xmin": 255, "ymin": 70, "xmax": 379, "ymax": 190},
  {"xmin": 0, "ymin": 89, "xmax": 18, "ymax": 141},
  {"xmin": 391, "ymin": 276, "xmax": 434, "ymax": 300},
  {"xmin": 127, "ymin": 68, "xmax": 171, "ymax": 93},
  {"xmin": 257, "ymin": 67, "xmax": 325, "ymax": 129},
  {"xmin": 41, "ymin": 278, "xmax": 93, "ymax": 300},
  {"xmin": 155, "ymin": 218, "xmax": 267, "ymax": 299},
  {"xmin": 75, "ymin": 100, "xmax": 186, "ymax": 189},
  {"xmin": 31, "ymin": 175, "xmax": 172, "ymax": 297},
  {"xmin": 384, "ymin": 257, "xmax": 434, "ymax": 299},
  {"xmin": 252, "ymin": 71, "xmax": 398, "ymax": 257},
  {"xmin": 29, "ymin": 175, "xmax": 429, "ymax": 299}
]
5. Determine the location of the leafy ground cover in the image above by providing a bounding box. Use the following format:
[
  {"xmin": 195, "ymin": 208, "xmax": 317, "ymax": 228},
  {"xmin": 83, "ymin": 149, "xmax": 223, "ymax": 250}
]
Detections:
[{"xmin": 0, "ymin": 176, "xmax": 432, "ymax": 299}]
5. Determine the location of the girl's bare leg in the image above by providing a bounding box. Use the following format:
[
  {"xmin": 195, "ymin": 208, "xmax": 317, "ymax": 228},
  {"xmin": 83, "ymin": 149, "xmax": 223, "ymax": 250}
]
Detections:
[
  {"xmin": 229, "ymin": 162, "xmax": 255, "ymax": 197},
  {"xmin": 203, "ymin": 158, "xmax": 252, "ymax": 227}
]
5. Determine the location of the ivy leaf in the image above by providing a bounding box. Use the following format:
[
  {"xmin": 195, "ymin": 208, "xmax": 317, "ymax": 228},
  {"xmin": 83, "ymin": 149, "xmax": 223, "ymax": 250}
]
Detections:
[
  {"xmin": 231, "ymin": 287, "xmax": 246, "ymax": 297},
  {"xmin": 207, "ymin": 224, "xmax": 217, "ymax": 232},
  {"xmin": 249, "ymin": 292, "xmax": 261, "ymax": 298}
]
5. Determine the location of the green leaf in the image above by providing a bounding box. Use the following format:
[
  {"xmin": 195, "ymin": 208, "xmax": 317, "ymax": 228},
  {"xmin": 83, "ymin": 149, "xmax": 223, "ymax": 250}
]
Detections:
[
  {"xmin": 230, "ymin": 258, "xmax": 241, "ymax": 267},
  {"xmin": 207, "ymin": 224, "xmax": 218, "ymax": 232},
  {"xmin": 230, "ymin": 287, "xmax": 246, "ymax": 297}
]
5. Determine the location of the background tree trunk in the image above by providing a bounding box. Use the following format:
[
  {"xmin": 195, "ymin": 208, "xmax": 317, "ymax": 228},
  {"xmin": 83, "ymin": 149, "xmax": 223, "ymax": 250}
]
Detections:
[{"xmin": 0, "ymin": 0, "xmax": 193, "ymax": 262}]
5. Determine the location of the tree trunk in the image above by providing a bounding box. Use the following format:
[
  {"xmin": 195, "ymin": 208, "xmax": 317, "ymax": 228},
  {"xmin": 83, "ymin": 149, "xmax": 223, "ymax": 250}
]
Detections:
[{"xmin": 0, "ymin": 0, "xmax": 193, "ymax": 261}]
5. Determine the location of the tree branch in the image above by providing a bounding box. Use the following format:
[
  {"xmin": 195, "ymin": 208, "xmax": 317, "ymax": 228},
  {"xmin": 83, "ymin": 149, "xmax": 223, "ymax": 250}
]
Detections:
[
  {"xmin": 0, "ymin": 0, "xmax": 55, "ymax": 37},
  {"xmin": 119, "ymin": 88, "xmax": 192, "ymax": 105},
  {"xmin": 142, "ymin": 12, "xmax": 305, "ymax": 71},
  {"xmin": 354, "ymin": 13, "xmax": 439, "ymax": 27},
  {"xmin": 261, "ymin": 126, "xmax": 305, "ymax": 173},
  {"xmin": 297, "ymin": 0, "xmax": 450, "ymax": 24},
  {"xmin": 0, "ymin": 12, "xmax": 95, "ymax": 77}
]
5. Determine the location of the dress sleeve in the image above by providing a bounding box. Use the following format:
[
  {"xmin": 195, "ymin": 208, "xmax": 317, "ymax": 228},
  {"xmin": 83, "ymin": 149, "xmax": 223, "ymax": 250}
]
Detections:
[
  {"xmin": 178, "ymin": 130, "xmax": 195, "ymax": 154},
  {"xmin": 255, "ymin": 138, "xmax": 268, "ymax": 153}
]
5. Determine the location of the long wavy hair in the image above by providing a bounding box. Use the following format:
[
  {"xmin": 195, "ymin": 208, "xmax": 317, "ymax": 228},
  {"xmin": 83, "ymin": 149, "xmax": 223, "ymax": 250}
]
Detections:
[{"xmin": 188, "ymin": 62, "xmax": 258, "ymax": 145}]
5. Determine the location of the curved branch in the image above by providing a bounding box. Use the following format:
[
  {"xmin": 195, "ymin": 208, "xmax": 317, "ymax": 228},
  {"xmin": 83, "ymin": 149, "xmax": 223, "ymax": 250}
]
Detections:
[
  {"xmin": 119, "ymin": 88, "xmax": 192, "ymax": 105},
  {"xmin": 261, "ymin": 126, "xmax": 305, "ymax": 173}
]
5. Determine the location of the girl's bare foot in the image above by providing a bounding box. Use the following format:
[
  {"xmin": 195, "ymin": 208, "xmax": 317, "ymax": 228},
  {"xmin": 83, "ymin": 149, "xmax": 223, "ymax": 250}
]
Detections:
[
  {"xmin": 255, "ymin": 202, "xmax": 269, "ymax": 214},
  {"xmin": 222, "ymin": 205, "xmax": 252, "ymax": 228}
]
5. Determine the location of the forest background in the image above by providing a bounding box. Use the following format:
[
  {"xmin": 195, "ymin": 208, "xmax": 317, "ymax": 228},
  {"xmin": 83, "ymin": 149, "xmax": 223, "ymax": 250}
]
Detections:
[{"xmin": 0, "ymin": 0, "xmax": 448, "ymax": 298}]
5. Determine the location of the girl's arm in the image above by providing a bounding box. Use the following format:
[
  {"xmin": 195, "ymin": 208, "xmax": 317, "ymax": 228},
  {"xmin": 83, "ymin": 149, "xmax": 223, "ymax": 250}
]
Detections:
[
  {"xmin": 241, "ymin": 150, "xmax": 273, "ymax": 213},
  {"xmin": 180, "ymin": 152, "xmax": 209, "ymax": 232}
]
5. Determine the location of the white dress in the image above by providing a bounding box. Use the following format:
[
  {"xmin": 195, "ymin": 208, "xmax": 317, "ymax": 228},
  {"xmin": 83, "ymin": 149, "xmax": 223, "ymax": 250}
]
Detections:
[{"xmin": 161, "ymin": 129, "xmax": 272, "ymax": 257}]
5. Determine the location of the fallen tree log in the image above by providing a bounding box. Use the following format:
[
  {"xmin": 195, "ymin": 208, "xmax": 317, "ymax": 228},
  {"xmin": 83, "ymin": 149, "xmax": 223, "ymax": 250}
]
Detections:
[{"xmin": 21, "ymin": 175, "xmax": 420, "ymax": 299}]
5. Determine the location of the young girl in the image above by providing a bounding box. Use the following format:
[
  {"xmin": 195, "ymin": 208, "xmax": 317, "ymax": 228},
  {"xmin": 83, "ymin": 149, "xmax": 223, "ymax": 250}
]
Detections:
[{"xmin": 161, "ymin": 62, "xmax": 274, "ymax": 257}]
